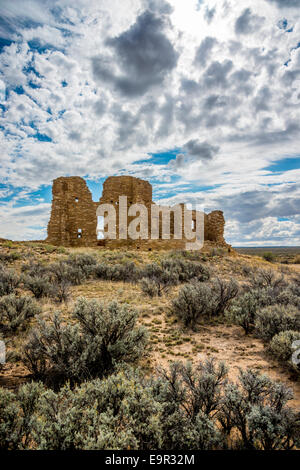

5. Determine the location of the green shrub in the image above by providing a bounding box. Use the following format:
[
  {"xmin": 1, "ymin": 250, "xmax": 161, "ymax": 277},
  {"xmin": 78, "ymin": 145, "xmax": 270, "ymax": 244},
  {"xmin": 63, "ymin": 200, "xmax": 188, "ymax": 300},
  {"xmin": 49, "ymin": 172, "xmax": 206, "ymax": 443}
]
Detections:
[
  {"xmin": 0, "ymin": 267, "xmax": 19, "ymax": 297},
  {"xmin": 23, "ymin": 298, "xmax": 148, "ymax": 387},
  {"xmin": 269, "ymin": 330, "xmax": 300, "ymax": 367},
  {"xmin": 0, "ymin": 295, "xmax": 41, "ymax": 334},
  {"xmin": 262, "ymin": 252, "xmax": 276, "ymax": 263},
  {"xmin": 255, "ymin": 305, "xmax": 300, "ymax": 341}
]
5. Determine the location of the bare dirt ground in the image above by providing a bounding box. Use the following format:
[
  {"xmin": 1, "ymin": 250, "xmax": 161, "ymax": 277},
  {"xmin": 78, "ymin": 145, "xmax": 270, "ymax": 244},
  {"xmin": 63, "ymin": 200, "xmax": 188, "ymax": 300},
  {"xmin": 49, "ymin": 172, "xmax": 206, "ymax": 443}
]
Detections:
[{"xmin": 0, "ymin": 241, "xmax": 299, "ymax": 410}]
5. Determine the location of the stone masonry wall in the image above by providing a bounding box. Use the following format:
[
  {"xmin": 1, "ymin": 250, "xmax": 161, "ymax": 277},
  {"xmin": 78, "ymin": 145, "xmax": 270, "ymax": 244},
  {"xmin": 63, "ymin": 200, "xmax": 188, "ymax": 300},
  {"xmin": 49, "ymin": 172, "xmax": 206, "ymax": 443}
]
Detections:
[
  {"xmin": 46, "ymin": 175, "xmax": 228, "ymax": 249},
  {"xmin": 47, "ymin": 177, "xmax": 97, "ymax": 247}
]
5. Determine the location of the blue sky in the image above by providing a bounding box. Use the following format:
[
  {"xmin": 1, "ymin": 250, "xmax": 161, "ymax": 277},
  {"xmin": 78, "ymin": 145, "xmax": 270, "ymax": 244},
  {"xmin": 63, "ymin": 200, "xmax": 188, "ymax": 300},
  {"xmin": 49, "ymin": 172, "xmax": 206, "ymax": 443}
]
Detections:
[{"xmin": 0, "ymin": 0, "xmax": 300, "ymax": 246}]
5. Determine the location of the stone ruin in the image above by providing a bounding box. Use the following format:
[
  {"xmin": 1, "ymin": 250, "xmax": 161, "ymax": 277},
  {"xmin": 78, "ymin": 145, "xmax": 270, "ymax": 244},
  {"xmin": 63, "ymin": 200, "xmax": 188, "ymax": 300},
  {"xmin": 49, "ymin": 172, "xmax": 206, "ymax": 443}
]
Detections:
[{"xmin": 47, "ymin": 175, "xmax": 230, "ymax": 250}]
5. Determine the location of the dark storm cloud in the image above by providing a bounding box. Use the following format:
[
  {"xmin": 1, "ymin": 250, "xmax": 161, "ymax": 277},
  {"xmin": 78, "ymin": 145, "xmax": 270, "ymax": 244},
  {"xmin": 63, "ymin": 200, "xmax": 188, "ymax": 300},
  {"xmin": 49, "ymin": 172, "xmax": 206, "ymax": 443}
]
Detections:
[
  {"xmin": 184, "ymin": 140, "xmax": 220, "ymax": 160},
  {"xmin": 235, "ymin": 8, "xmax": 265, "ymax": 35},
  {"xmin": 267, "ymin": 0, "xmax": 300, "ymax": 7},
  {"xmin": 194, "ymin": 37, "xmax": 217, "ymax": 67},
  {"xmin": 92, "ymin": 11, "xmax": 178, "ymax": 97}
]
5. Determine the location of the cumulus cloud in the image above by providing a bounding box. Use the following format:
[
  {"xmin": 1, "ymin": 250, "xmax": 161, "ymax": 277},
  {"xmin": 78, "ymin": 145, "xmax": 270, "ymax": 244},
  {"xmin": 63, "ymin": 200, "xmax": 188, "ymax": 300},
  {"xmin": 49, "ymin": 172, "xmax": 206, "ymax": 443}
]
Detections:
[
  {"xmin": 194, "ymin": 37, "xmax": 218, "ymax": 67},
  {"xmin": 184, "ymin": 140, "xmax": 220, "ymax": 160},
  {"xmin": 267, "ymin": 0, "xmax": 300, "ymax": 7},
  {"xmin": 92, "ymin": 10, "xmax": 178, "ymax": 97},
  {"xmin": 0, "ymin": 0, "xmax": 299, "ymax": 244},
  {"xmin": 235, "ymin": 8, "xmax": 265, "ymax": 35}
]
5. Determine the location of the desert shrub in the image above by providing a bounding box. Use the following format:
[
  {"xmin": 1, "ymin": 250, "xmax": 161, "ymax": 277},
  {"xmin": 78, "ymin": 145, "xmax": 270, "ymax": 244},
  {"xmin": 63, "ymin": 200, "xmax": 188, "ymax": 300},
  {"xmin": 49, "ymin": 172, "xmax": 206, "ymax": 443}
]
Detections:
[
  {"xmin": 210, "ymin": 278, "xmax": 239, "ymax": 317},
  {"xmin": 171, "ymin": 283, "xmax": 212, "ymax": 328},
  {"xmin": 0, "ymin": 361, "xmax": 299, "ymax": 450},
  {"xmin": 262, "ymin": 252, "xmax": 276, "ymax": 262},
  {"xmin": 161, "ymin": 258, "xmax": 210, "ymax": 283},
  {"xmin": 172, "ymin": 278, "xmax": 238, "ymax": 329},
  {"xmin": 0, "ymin": 267, "xmax": 19, "ymax": 297},
  {"xmin": 0, "ymin": 295, "xmax": 41, "ymax": 334},
  {"xmin": 0, "ymin": 382, "xmax": 43, "ymax": 450},
  {"xmin": 228, "ymin": 291, "xmax": 260, "ymax": 334},
  {"xmin": 153, "ymin": 360, "xmax": 226, "ymax": 449},
  {"xmin": 209, "ymin": 248, "xmax": 226, "ymax": 257},
  {"xmin": 0, "ymin": 252, "xmax": 21, "ymax": 263},
  {"xmin": 219, "ymin": 369, "xmax": 299, "ymax": 450},
  {"xmin": 32, "ymin": 369, "xmax": 162, "ymax": 450},
  {"xmin": 65, "ymin": 253, "xmax": 97, "ymax": 278},
  {"xmin": 21, "ymin": 261, "xmax": 48, "ymax": 277},
  {"xmin": 140, "ymin": 263, "xmax": 179, "ymax": 296},
  {"xmin": 167, "ymin": 249, "xmax": 203, "ymax": 262},
  {"xmin": 95, "ymin": 262, "xmax": 139, "ymax": 283},
  {"xmin": 250, "ymin": 268, "xmax": 286, "ymax": 290},
  {"xmin": 255, "ymin": 305, "xmax": 300, "ymax": 341},
  {"xmin": 269, "ymin": 330, "xmax": 300, "ymax": 369},
  {"xmin": 140, "ymin": 278, "xmax": 160, "ymax": 297},
  {"xmin": 23, "ymin": 298, "xmax": 148, "ymax": 387},
  {"xmin": 22, "ymin": 275, "xmax": 53, "ymax": 299}
]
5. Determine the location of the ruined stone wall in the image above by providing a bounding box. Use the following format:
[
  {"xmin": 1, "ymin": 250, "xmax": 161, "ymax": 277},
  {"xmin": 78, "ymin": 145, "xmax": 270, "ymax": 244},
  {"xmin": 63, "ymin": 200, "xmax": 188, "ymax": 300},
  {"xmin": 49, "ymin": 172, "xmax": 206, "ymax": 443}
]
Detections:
[
  {"xmin": 47, "ymin": 175, "xmax": 228, "ymax": 249},
  {"xmin": 98, "ymin": 176, "xmax": 152, "ymax": 239},
  {"xmin": 47, "ymin": 177, "xmax": 97, "ymax": 247}
]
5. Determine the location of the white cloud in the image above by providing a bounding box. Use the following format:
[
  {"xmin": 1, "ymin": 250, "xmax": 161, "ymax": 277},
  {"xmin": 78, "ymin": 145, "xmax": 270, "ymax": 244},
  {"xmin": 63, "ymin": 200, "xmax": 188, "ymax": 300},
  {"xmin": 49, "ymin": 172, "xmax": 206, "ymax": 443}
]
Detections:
[{"xmin": 0, "ymin": 0, "xmax": 299, "ymax": 244}]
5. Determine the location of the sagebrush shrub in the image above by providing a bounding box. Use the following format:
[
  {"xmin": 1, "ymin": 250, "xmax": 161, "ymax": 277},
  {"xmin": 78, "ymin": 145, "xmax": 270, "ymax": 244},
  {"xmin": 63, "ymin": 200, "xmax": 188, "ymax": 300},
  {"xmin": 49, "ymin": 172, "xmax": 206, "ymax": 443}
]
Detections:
[
  {"xmin": 161, "ymin": 259, "xmax": 210, "ymax": 283},
  {"xmin": 228, "ymin": 291, "xmax": 260, "ymax": 334},
  {"xmin": 171, "ymin": 282, "xmax": 212, "ymax": 328},
  {"xmin": 0, "ymin": 382, "xmax": 43, "ymax": 450},
  {"xmin": 218, "ymin": 368, "xmax": 299, "ymax": 450},
  {"xmin": 172, "ymin": 278, "xmax": 239, "ymax": 328},
  {"xmin": 0, "ymin": 267, "xmax": 19, "ymax": 297},
  {"xmin": 95, "ymin": 262, "xmax": 139, "ymax": 282},
  {"xmin": 0, "ymin": 295, "xmax": 41, "ymax": 333},
  {"xmin": 262, "ymin": 252, "xmax": 275, "ymax": 262},
  {"xmin": 250, "ymin": 268, "xmax": 286, "ymax": 290},
  {"xmin": 269, "ymin": 330, "xmax": 300, "ymax": 368},
  {"xmin": 140, "ymin": 263, "xmax": 179, "ymax": 296},
  {"xmin": 22, "ymin": 275, "xmax": 53, "ymax": 299},
  {"xmin": 210, "ymin": 277, "xmax": 239, "ymax": 316},
  {"xmin": 255, "ymin": 304, "xmax": 300, "ymax": 341},
  {"xmin": 23, "ymin": 298, "xmax": 148, "ymax": 387},
  {"xmin": 0, "ymin": 361, "xmax": 299, "ymax": 450},
  {"xmin": 140, "ymin": 277, "xmax": 160, "ymax": 297},
  {"xmin": 0, "ymin": 252, "xmax": 21, "ymax": 263}
]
